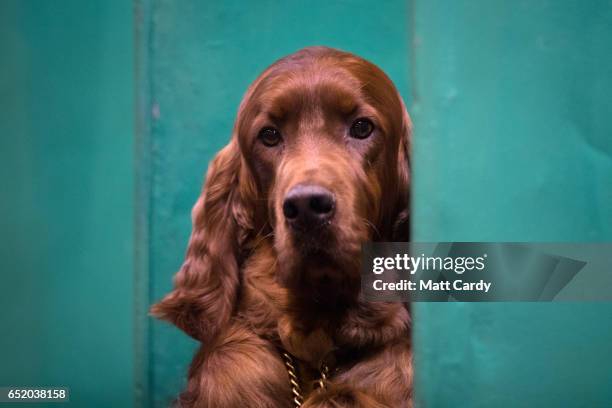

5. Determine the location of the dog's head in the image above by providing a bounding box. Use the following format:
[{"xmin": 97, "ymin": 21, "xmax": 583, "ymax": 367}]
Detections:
[{"xmin": 152, "ymin": 47, "xmax": 411, "ymax": 340}]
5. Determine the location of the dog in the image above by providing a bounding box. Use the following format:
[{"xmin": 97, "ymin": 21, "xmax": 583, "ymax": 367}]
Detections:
[{"xmin": 152, "ymin": 46, "xmax": 412, "ymax": 407}]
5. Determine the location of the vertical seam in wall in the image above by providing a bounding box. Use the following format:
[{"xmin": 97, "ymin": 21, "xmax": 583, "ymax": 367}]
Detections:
[
  {"xmin": 408, "ymin": 0, "xmax": 418, "ymax": 244},
  {"xmin": 134, "ymin": 0, "xmax": 152, "ymax": 406},
  {"xmin": 407, "ymin": 0, "xmax": 422, "ymax": 405}
]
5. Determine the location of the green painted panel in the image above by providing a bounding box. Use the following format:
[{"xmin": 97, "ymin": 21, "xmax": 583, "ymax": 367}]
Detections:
[
  {"xmin": 0, "ymin": 1, "xmax": 134, "ymax": 407},
  {"xmin": 412, "ymin": 1, "xmax": 612, "ymax": 407},
  {"xmin": 141, "ymin": 1, "xmax": 412, "ymax": 406}
]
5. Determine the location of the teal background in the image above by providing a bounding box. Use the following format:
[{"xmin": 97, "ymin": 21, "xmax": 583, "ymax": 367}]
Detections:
[
  {"xmin": 0, "ymin": 1, "xmax": 134, "ymax": 407},
  {"xmin": 1, "ymin": 0, "xmax": 611, "ymax": 407},
  {"xmin": 412, "ymin": 1, "xmax": 612, "ymax": 407}
]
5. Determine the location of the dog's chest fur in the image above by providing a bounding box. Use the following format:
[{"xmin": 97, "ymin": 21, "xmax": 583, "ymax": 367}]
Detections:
[{"xmin": 237, "ymin": 241, "xmax": 410, "ymax": 370}]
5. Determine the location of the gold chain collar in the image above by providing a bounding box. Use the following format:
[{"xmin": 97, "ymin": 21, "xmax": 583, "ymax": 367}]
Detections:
[{"xmin": 281, "ymin": 350, "xmax": 330, "ymax": 408}]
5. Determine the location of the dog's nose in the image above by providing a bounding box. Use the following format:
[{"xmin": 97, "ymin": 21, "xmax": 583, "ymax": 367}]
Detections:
[{"xmin": 282, "ymin": 184, "xmax": 335, "ymax": 229}]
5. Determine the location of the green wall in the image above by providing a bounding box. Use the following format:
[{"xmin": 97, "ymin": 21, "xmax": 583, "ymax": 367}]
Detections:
[
  {"xmin": 2, "ymin": 1, "xmax": 611, "ymax": 407},
  {"xmin": 412, "ymin": 1, "xmax": 612, "ymax": 407},
  {"xmin": 0, "ymin": 1, "xmax": 134, "ymax": 407}
]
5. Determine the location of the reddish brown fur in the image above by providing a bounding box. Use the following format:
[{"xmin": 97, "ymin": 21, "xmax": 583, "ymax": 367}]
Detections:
[{"xmin": 152, "ymin": 47, "xmax": 412, "ymax": 407}]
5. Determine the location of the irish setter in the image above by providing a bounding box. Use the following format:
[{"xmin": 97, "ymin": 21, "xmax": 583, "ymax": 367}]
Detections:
[{"xmin": 152, "ymin": 46, "xmax": 412, "ymax": 407}]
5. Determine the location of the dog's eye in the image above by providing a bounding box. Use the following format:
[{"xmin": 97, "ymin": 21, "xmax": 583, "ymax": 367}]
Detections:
[
  {"xmin": 258, "ymin": 127, "xmax": 282, "ymax": 147},
  {"xmin": 349, "ymin": 118, "xmax": 374, "ymax": 139}
]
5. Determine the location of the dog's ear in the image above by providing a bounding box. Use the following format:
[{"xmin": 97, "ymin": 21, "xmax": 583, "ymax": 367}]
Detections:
[
  {"xmin": 151, "ymin": 139, "xmax": 254, "ymax": 342},
  {"xmin": 151, "ymin": 69, "xmax": 273, "ymax": 342},
  {"xmin": 391, "ymin": 100, "xmax": 411, "ymax": 242}
]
